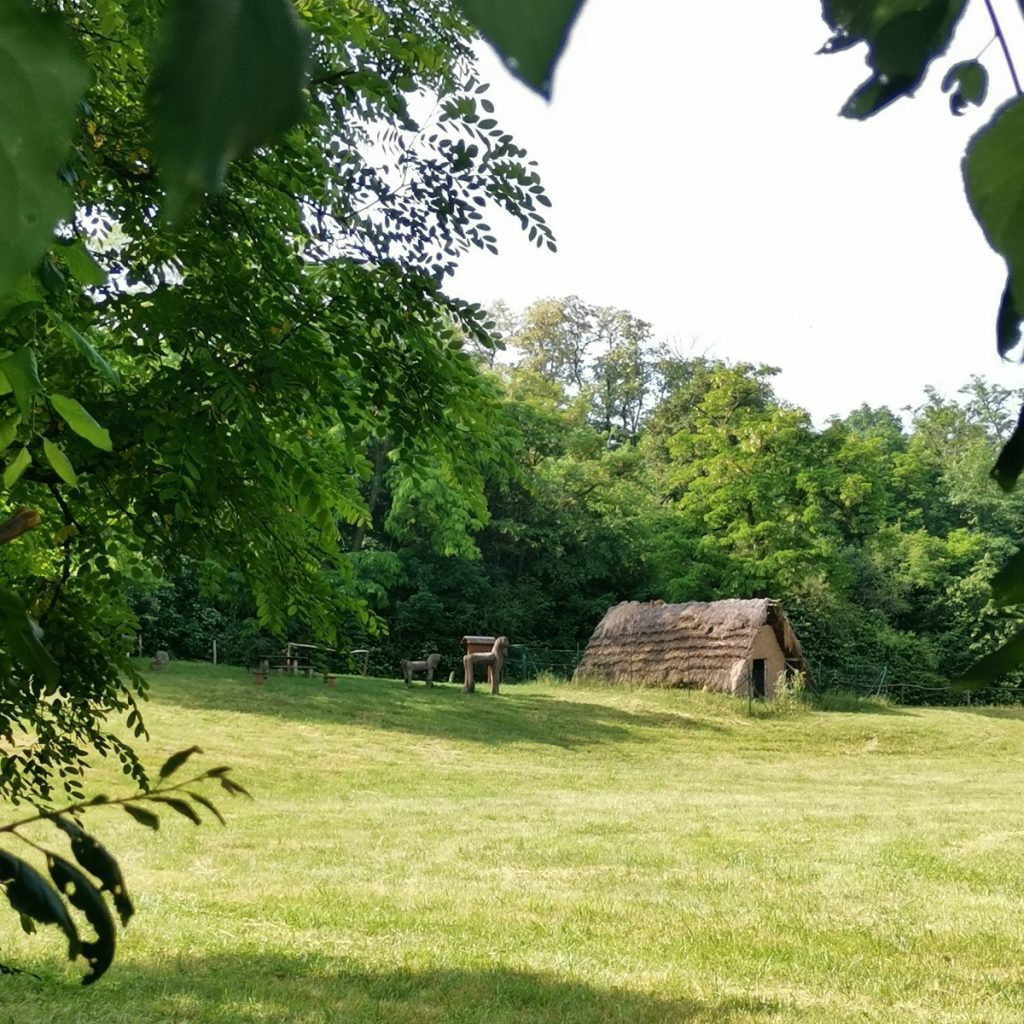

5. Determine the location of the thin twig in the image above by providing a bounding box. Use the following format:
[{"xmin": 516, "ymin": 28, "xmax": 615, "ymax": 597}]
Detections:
[
  {"xmin": 0, "ymin": 768, "xmax": 238, "ymax": 835},
  {"xmin": 984, "ymin": 0, "xmax": 1023, "ymax": 95}
]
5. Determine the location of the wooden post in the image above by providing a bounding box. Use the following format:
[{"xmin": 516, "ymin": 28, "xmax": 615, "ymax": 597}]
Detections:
[{"xmin": 212, "ymin": 638, "xmax": 218, "ymax": 666}]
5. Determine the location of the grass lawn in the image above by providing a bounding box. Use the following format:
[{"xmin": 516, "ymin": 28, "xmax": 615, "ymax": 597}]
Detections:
[{"xmin": 3, "ymin": 663, "xmax": 1024, "ymax": 1022}]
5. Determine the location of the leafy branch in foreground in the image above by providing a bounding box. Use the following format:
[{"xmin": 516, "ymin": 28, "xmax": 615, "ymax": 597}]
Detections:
[{"xmin": 0, "ymin": 747, "xmax": 248, "ymax": 986}]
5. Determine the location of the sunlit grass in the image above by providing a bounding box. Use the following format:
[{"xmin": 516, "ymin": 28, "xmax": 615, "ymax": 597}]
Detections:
[{"xmin": 3, "ymin": 664, "xmax": 1024, "ymax": 1022}]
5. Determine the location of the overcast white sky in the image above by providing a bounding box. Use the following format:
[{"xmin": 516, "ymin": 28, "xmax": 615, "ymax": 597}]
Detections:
[{"xmin": 449, "ymin": 0, "xmax": 1024, "ymax": 426}]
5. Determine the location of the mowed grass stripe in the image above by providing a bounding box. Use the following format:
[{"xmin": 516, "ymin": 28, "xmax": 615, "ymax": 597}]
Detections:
[{"xmin": 2, "ymin": 663, "xmax": 1024, "ymax": 1022}]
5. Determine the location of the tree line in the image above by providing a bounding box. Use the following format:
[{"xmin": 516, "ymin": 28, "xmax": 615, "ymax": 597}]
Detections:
[{"xmin": 135, "ymin": 295, "xmax": 1024, "ymax": 703}]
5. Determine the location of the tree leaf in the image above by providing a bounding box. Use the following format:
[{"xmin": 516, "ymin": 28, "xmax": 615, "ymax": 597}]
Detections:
[
  {"xmin": 995, "ymin": 277, "xmax": 1022, "ymax": 359},
  {"xmin": 0, "ymin": 347, "xmax": 42, "ymax": 419},
  {"xmin": 43, "ymin": 438, "xmax": 77, "ymax": 487},
  {"xmin": 53, "ymin": 816, "xmax": 134, "ymax": 926},
  {"xmin": 964, "ymin": 97, "xmax": 1024, "ymax": 349},
  {"xmin": 47, "ymin": 854, "xmax": 116, "ymax": 986},
  {"xmin": 147, "ymin": 0, "xmax": 310, "ymax": 219},
  {"xmin": 841, "ymin": 74, "xmax": 914, "ymax": 120},
  {"xmin": 122, "ymin": 804, "xmax": 160, "ymax": 830},
  {"xmin": 941, "ymin": 59, "xmax": 988, "ymax": 116},
  {"xmin": 150, "ymin": 795, "xmax": 202, "ymax": 824},
  {"xmin": 0, "ymin": 414, "xmax": 21, "ymax": 453},
  {"xmin": 0, "ymin": 3, "xmax": 88, "ymax": 302},
  {"xmin": 48, "ymin": 394, "xmax": 113, "ymax": 451},
  {"xmin": 453, "ymin": 0, "xmax": 585, "ymax": 99},
  {"xmin": 868, "ymin": 6, "xmax": 955, "ymax": 79},
  {"xmin": 55, "ymin": 317, "xmax": 121, "ymax": 386},
  {"xmin": 991, "ymin": 547, "xmax": 1024, "ymax": 606},
  {"xmin": 0, "ymin": 587, "xmax": 60, "ymax": 686},
  {"xmin": 158, "ymin": 744, "xmax": 203, "ymax": 779},
  {"xmin": 953, "ymin": 625, "xmax": 1024, "ymax": 690},
  {"xmin": 2, "ymin": 446, "xmax": 31, "ymax": 489},
  {"xmin": 0, "ymin": 848, "xmax": 79, "ymax": 961},
  {"xmin": 59, "ymin": 237, "xmax": 107, "ymax": 287},
  {"xmin": 0, "ymin": 275, "xmax": 45, "ymax": 329},
  {"xmin": 991, "ymin": 400, "xmax": 1024, "ymax": 491}
]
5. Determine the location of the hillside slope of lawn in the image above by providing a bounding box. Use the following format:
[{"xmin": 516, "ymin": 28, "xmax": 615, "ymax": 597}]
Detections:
[{"xmin": 4, "ymin": 664, "xmax": 1024, "ymax": 1022}]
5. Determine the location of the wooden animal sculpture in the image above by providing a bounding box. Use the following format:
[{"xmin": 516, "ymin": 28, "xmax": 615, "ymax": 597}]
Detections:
[
  {"xmin": 462, "ymin": 636, "xmax": 509, "ymax": 695},
  {"xmin": 401, "ymin": 652, "xmax": 441, "ymax": 687}
]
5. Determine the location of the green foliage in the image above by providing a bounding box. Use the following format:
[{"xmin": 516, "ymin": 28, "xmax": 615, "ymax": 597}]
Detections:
[
  {"xmin": 0, "ymin": 0, "xmax": 554, "ymax": 814},
  {"xmin": 283, "ymin": 291, "xmax": 1024, "ymax": 702},
  {"xmin": 0, "ymin": 588, "xmax": 59, "ymax": 686},
  {"xmin": 138, "ymin": 315, "xmax": 1024, "ymax": 702},
  {"xmin": 0, "ymin": 1, "xmax": 566, "ymax": 978},
  {"xmin": 129, "ymin": 560, "xmax": 278, "ymax": 664}
]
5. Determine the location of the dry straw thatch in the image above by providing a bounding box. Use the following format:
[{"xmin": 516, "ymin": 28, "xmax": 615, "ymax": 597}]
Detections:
[{"xmin": 574, "ymin": 598, "xmax": 809, "ymax": 692}]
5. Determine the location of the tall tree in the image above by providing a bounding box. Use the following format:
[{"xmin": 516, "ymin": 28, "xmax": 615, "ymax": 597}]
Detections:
[
  {"xmin": 0, "ymin": 0, "xmax": 552, "ymax": 802},
  {"xmin": 507, "ymin": 296, "xmax": 662, "ymax": 441},
  {"xmin": 588, "ymin": 309, "xmax": 657, "ymax": 441},
  {"xmin": 511, "ymin": 295, "xmax": 597, "ymax": 389}
]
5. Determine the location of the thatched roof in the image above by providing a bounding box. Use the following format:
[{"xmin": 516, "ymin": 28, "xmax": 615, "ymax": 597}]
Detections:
[{"xmin": 574, "ymin": 599, "xmax": 809, "ymax": 689}]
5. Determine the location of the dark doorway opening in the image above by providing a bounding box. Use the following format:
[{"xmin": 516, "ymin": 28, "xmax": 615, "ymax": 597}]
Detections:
[{"xmin": 752, "ymin": 659, "xmax": 766, "ymax": 699}]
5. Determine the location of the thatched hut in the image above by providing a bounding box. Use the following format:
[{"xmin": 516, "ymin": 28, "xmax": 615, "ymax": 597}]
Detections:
[{"xmin": 574, "ymin": 599, "xmax": 810, "ymax": 697}]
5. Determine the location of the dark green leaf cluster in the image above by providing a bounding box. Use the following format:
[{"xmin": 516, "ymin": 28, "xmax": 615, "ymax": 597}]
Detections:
[{"xmin": 820, "ymin": 0, "xmax": 968, "ymax": 118}]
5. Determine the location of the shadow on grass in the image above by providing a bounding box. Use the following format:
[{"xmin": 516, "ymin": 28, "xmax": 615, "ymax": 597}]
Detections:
[
  {"xmin": 21, "ymin": 955, "xmax": 780, "ymax": 1024},
  {"xmin": 144, "ymin": 665, "xmax": 724, "ymax": 750},
  {"xmin": 808, "ymin": 691, "xmax": 913, "ymax": 716},
  {"xmin": 959, "ymin": 705, "xmax": 1024, "ymax": 723}
]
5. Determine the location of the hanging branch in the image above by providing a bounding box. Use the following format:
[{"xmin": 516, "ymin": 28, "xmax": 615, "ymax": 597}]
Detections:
[{"xmin": 0, "ymin": 750, "xmax": 248, "ymax": 985}]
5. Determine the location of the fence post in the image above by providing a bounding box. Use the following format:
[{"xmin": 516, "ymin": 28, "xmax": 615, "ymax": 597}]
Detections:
[{"xmin": 212, "ymin": 638, "xmax": 218, "ymax": 666}]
